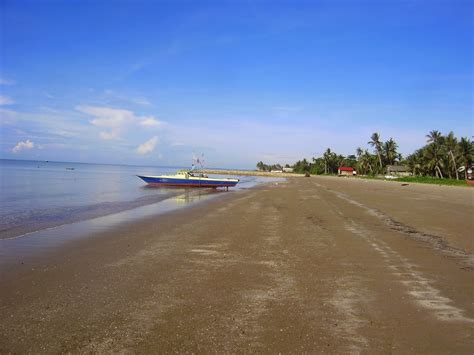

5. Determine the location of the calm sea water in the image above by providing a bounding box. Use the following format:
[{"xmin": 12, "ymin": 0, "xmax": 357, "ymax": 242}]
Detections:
[{"xmin": 0, "ymin": 159, "xmax": 273, "ymax": 240}]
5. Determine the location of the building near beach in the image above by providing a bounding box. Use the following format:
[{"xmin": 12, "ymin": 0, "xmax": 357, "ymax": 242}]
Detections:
[
  {"xmin": 386, "ymin": 165, "xmax": 411, "ymax": 177},
  {"xmin": 283, "ymin": 167, "xmax": 294, "ymax": 173},
  {"xmin": 338, "ymin": 167, "xmax": 356, "ymax": 176}
]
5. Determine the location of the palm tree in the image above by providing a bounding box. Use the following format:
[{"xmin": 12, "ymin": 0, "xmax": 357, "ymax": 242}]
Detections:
[
  {"xmin": 338, "ymin": 154, "xmax": 346, "ymax": 168},
  {"xmin": 368, "ymin": 132, "xmax": 383, "ymax": 171},
  {"xmin": 311, "ymin": 157, "xmax": 325, "ymax": 175},
  {"xmin": 383, "ymin": 138, "xmax": 399, "ymax": 166},
  {"xmin": 426, "ymin": 130, "xmax": 443, "ymax": 144},
  {"xmin": 458, "ymin": 137, "xmax": 473, "ymax": 179},
  {"xmin": 424, "ymin": 142, "xmax": 444, "ymax": 178},
  {"xmin": 444, "ymin": 131, "xmax": 459, "ymax": 179},
  {"xmin": 323, "ymin": 148, "xmax": 331, "ymax": 174},
  {"xmin": 359, "ymin": 149, "xmax": 374, "ymax": 175},
  {"xmin": 425, "ymin": 130, "xmax": 444, "ymax": 178},
  {"xmin": 405, "ymin": 149, "xmax": 423, "ymax": 176}
]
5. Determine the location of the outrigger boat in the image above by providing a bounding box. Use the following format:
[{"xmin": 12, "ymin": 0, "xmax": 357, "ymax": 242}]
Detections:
[{"xmin": 137, "ymin": 170, "xmax": 239, "ymax": 190}]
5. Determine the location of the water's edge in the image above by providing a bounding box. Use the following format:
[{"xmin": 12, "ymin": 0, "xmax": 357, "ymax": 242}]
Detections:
[
  {"xmin": 0, "ymin": 187, "xmax": 230, "ymax": 266},
  {"xmin": 0, "ymin": 191, "xmax": 182, "ymax": 240}
]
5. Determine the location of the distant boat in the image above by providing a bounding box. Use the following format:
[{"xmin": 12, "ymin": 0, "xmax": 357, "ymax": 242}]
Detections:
[{"xmin": 137, "ymin": 170, "xmax": 239, "ymax": 189}]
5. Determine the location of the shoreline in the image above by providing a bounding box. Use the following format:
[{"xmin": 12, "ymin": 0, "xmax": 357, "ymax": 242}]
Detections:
[
  {"xmin": 0, "ymin": 176, "xmax": 472, "ymax": 352},
  {"xmin": 0, "ymin": 191, "xmax": 182, "ymax": 240},
  {"xmin": 0, "ymin": 187, "xmax": 245, "ymax": 267},
  {"xmin": 203, "ymin": 168, "xmax": 303, "ymax": 177},
  {"xmin": 0, "ymin": 169, "xmax": 280, "ymax": 241}
]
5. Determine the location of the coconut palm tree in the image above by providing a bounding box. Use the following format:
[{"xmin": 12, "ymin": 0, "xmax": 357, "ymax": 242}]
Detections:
[
  {"xmin": 383, "ymin": 138, "xmax": 399, "ymax": 166},
  {"xmin": 358, "ymin": 149, "xmax": 374, "ymax": 175},
  {"xmin": 337, "ymin": 154, "xmax": 346, "ymax": 168},
  {"xmin": 368, "ymin": 132, "xmax": 383, "ymax": 171},
  {"xmin": 458, "ymin": 137, "xmax": 473, "ymax": 179},
  {"xmin": 311, "ymin": 157, "xmax": 325, "ymax": 175},
  {"xmin": 323, "ymin": 148, "xmax": 332, "ymax": 174},
  {"xmin": 426, "ymin": 130, "xmax": 443, "ymax": 145},
  {"xmin": 425, "ymin": 130, "xmax": 445, "ymax": 178},
  {"xmin": 444, "ymin": 131, "xmax": 459, "ymax": 179},
  {"xmin": 405, "ymin": 149, "xmax": 423, "ymax": 176},
  {"xmin": 424, "ymin": 142, "xmax": 444, "ymax": 178}
]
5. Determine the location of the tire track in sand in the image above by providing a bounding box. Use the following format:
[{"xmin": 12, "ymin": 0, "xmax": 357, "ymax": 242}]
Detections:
[
  {"xmin": 299, "ymin": 187, "xmax": 371, "ymax": 352},
  {"xmin": 312, "ymin": 182, "xmax": 474, "ymax": 324},
  {"xmin": 344, "ymin": 219, "xmax": 474, "ymax": 323},
  {"xmin": 230, "ymin": 200, "xmax": 297, "ymax": 349}
]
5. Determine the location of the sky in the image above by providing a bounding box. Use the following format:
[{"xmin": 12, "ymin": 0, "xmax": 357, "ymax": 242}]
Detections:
[{"xmin": 0, "ymin": 0, "xmax": 472, "ymax": 169}]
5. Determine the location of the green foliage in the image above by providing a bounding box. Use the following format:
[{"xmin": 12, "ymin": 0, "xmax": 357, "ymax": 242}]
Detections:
[
  {"xmin": 405, "ymin": 132, "xmax": 473, "ymax": 180},
  {"xmin": 293, "ymin": 159, "xmax": 310, "ymax": 173},
  {"xmin": 255, "ymin": 131, "xmax": 473, "ymax": 183},
  {"xmin": 256, "ymin": 161, "xmax": 282, "ymax": 172},
  {"xmin": 395, "ymin": 176, "xmax": 468, "ymax": 186},
  {"xmin": 356, "ymin": 175, "xmax": 468, "ymax": 186}
]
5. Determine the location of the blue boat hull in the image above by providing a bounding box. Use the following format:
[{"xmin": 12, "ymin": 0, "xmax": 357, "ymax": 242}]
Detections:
[{"xmin": 137, "ymin": 175, "xmax": 239, "ymax": 188}]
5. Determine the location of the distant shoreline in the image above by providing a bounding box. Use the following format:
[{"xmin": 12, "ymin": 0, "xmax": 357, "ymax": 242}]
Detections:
[{"xmin": 203, "ymin": 169, "xmax": 303, "ymax": 177}]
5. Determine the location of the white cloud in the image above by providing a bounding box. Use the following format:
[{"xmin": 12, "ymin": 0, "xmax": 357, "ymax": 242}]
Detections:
[
  {"xmin": 99, "ymin": 131, "xmax": 121, "ymax": 140},
  {"xmin": 12, "ymin": 139, "xmax": 34, "ymax": 153},
  {"xmin": 132, "ymin": 97, "xmax": 151, "ymax": 106},
  {"xmin": 76, "ymin": 105, "xmax": 163, "ymax": 140},
  {"xmin": 102, "ymin": 90, "xmax": 152, "ymax": 106},
  {"xmin": 136, "ymin": 136, "xmax": 158, "ymax": 155},
  {"xmin": 272, "ymin": 106, "xmax": 302, "ymax": 112},
  {"xmin": 0, "ymin": 95, "xmax": 14, "ymax": 105},
  {"xmin": 140, "ymin": 117, "xmax": 163, "ymax": 127},
  {"xmin": 77, "ymin": 106, "xmax": 134, "ymax": 127},
  {"xmin": 2, "ymin": 108, "xmax": 93, "ymax": 140},
  {"xmin": 0, "ymin": 78, "xmax": 15, "ymax": 85},
  {"xmin": 0, "ymin": 108, "xmax": 18, "ymax": 124}
]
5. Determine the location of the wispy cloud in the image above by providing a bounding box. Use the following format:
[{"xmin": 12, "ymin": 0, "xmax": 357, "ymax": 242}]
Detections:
[
  {"xmin": 272, "ymin": 106, "xmax": 302, "ymax": 112},
  {"xmin": 101, "ymin": 89, "xmax": 153, "ymax": 107},
  {"xmin": 77, "ymin": 106, "xmax": 135, "ymax": 127},
  {"xmin": 0, "ymin": 95, "xmax": 14, "ymax": 105},
  {"xmin": 0, "ymin": 108, "xmax": 18, "ymax": 124},
  {"xmin": 12, "ymin": 139, "xmax": 34, "ymax": 153},
  {"xmin": 136, "ymin": 136, "xmax": 158, "ymax": 155},
  {"xmin": 97, "ymin": 131, "xmax": 119, "ymax": 140},
  {"xmin": 139, "ymin": 117, "xmax": 163, "ymax": 127},
  {"xmin": 271, "ymin": 105, "xmax": 303, "ymax": 118},
  {"xmin": 77, "ymin": 105, "xmax": 134, "ymax": 140},
  {"xmin": 0, "ymin": 78, "xmax": 15, "ymax": 85},
  {"xmin": 4, "ymin": 108, "xmax": 93, "ymax": 140},
  {"xmin": 76, "ymin": 105, "xmax": 164, "ymax": 140},
  {"xmin": 131, "ymin": 97, "xmax": 152, "ymax": 106}
]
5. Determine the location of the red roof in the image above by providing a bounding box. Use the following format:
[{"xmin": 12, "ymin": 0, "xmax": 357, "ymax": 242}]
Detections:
[{"xmin": 339, "ymin": 167, "xmax": 354, "ymax": 171}]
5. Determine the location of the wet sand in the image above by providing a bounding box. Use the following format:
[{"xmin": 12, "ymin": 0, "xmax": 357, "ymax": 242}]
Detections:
[{"xmin": 0, "ymin": 177, "xmax": 473, "ymax": 353}]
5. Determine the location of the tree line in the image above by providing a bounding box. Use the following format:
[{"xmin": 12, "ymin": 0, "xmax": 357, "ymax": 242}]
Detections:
[{"xmin": 256, "ymin": 131, "xmax": 473, "ymax": 179}]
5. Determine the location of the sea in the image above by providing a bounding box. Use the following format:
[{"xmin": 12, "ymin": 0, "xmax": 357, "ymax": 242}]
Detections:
[{"xmin": 0, "ymin": 159, "xmax": 279, "ymax": 245}]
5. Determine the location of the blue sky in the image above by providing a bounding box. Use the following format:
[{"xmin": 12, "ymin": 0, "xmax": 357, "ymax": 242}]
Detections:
[{"xmin": 1, "ymin": 0, "xmax": 472, "ymax": 168}]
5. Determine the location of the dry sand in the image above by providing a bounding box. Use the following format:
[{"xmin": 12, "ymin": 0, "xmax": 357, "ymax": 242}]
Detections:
[{"xmin": 0, "ymin": 177, "xmax": 473, "ymax": 353}]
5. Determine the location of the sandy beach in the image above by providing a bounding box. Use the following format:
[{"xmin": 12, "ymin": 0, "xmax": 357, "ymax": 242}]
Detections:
[{"xmin": 0, "ymin": 177, "xmax": 473, "ymax": 353}]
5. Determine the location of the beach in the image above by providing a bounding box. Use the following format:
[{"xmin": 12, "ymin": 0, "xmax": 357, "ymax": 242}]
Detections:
[{"xmin": 0, "ymin": 176, "xmax": 473, "ymax": 353}]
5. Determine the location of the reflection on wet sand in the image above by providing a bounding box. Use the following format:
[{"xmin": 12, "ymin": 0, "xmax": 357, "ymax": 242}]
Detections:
[
  {"xmin": 0, "ymin": 188, "xmax": 223, "ymax": 267},
  {"xmin": 171, "ymin": 188, "xmax": 227, "ymax": 205}
]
